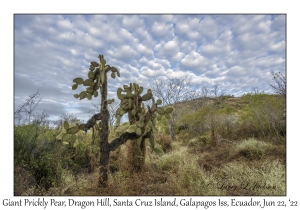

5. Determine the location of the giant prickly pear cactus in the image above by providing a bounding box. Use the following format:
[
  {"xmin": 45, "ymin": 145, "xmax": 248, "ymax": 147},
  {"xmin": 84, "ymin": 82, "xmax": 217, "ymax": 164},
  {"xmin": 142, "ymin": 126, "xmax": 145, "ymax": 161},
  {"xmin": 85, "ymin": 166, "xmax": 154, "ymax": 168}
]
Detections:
[
  {"xmin": 58, "ymin": 54, "xmax": 172, "ymax": 187},
  {"xmin": 114, "ymin": 83, "xmax": 172, "ymax": 169},
  {"xmin": 63, "ymin": 54, "xmax": 119, "ymax": 187}
]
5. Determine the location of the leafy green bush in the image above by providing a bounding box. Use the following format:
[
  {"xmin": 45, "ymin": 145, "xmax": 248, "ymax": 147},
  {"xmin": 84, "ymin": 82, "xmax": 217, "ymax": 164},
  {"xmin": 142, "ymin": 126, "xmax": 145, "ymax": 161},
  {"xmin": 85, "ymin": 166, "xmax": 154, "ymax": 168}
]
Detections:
[
  {"xmin": 14, "ymin": 123, "xmax": 98, "ymax": 192},
  {"xmin": 14, "ymin": 124, "xmax": 61, "ymax": 190},
  {"xmin": 240, "ymin": 94, "xmax": 286, "ymax": 142}
]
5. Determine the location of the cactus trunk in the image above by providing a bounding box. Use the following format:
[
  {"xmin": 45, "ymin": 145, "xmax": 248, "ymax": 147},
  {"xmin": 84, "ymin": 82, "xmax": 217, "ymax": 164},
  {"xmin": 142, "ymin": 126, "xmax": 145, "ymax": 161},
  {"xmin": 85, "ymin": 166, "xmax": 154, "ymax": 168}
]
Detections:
[
  {"xmin": 127, "ymin": 111, "xmax": 146, "ymax": 171},
  {"xmin": 98, "ymin": 71, "xmax": 110, "ymax": 187}
]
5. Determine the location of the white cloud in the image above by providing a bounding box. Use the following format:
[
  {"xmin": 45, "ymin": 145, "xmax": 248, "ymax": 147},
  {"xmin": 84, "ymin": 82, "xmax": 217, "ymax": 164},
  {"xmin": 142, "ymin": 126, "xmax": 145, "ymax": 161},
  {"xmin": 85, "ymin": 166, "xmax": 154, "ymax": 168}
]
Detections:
[
  {"xmin": 180, "ymin": 41, "xmax": 197, "ymax": 54},
  {"xmin": 256, "ymin": 56, "xmax": 285, "ymax": 68},
  {"xmin": 270, "ymin": 41, "xmax": 285, "ymax": 52},
  {"xmin": 14, "ymin": 14, "xmax": 286, "ymax": 122},
  {"xmin": 136, "ymin": 44, "xmax": 154, "ymax": 56},
  {"xmin": 180, "ymin": 52, "xmax": 210, "ymax": 73},
  {"xmin": 150, "ymin": 21, "xmax": 174, "ymax": 39},
  {"xmin": 200, "ymin": 39, "xmax": 231, "ymax": 58},
  {"xmin": 162, "ymin": 39, "xmax": 179, "ymax": 56},
  {"xmin": 57, "ymin": 17, "xmax": 73, "ymax": 30},
  {"xmin": 122, "ymin": 15, "xmax": 144, "ymax": 30},
  {"xmin": 108, "ymin": 45, "xmax": 137, "ymax": 61},
  {"xmin": 198, "ymin": 16, "xmax": 219, "ymax": 41}
]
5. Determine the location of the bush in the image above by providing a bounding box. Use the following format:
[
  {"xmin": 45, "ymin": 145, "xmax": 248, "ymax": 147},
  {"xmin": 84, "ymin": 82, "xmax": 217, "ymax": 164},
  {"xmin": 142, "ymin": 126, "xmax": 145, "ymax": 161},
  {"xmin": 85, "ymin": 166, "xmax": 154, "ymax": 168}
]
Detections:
[
  {"xmin": 14, "ymin": 124, "xmax": 62, "ymax": 190},
  {"xmin": 14, "ymin": 166, "xmax": 37, "ymax": 195},
  {"xmin": 234, "ymin": 138, "xmax": 271, "ymax": 160},
  {"xmin": 240, "ymin": 94, "xmax": 286, "ymax": 142},
  {"xmin": 14, "ymin": 123, "xmax": 98, "ymax": 192}
]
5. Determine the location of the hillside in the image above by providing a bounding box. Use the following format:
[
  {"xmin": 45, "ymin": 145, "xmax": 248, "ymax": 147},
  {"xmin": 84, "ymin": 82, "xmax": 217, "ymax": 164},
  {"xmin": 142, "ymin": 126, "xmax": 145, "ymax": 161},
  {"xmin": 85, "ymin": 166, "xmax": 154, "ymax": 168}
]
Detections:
[{"xmin": 14, "ymin": 94, "xmax": 286, "ymax": 196}]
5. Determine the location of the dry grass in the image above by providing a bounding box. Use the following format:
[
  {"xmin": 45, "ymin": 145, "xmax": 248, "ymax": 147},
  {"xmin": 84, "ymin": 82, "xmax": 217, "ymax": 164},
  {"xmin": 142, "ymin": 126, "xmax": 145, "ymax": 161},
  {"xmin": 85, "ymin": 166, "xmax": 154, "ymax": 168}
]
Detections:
[
  {"xmin": 216, "ymin": 160, "xmax": 286, "ymax": 196},
  {"xmin": 20, "ymin": 137, "xmax": 285, "ymax": 196}
]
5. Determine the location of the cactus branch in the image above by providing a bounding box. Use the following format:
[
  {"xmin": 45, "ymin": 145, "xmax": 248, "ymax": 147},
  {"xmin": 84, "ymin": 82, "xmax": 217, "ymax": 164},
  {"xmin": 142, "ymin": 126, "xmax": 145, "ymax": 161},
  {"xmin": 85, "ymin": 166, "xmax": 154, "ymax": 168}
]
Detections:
[
  {"xmin": 84, "ymin": 113, "xmax": 102, "ymax": 131},
  {"xmin": 109, "ymin": 131, "xmax": 151, "ymax": 152}
]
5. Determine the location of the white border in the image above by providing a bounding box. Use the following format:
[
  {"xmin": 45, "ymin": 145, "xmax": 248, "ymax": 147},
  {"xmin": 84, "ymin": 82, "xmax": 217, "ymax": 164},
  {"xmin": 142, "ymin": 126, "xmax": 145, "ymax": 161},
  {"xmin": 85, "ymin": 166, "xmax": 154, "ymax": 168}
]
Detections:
[{"xmin": 3, "ymin": 0, "xmax": 299, "ymax": 209}]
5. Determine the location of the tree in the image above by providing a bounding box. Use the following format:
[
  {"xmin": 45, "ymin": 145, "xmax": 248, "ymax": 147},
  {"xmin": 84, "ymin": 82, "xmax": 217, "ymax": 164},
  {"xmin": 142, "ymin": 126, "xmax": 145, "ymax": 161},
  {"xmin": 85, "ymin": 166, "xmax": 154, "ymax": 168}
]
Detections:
[
  {"xmin": 188, "ymin": 85, "xmax": 211, "ymax": 111},
  {"xmin": 211, "ymin": 84, "xmax": 226, "ymax": 105},
  {"xmin": 14, "ymin": 89, "xmax": 42, "ymax": 124},
  {"xmin": 270, "ymin": 71, "xmax": 286, "ymax": 98},
  {"xmin": 150, "ymin": 76, "xmax": 191, "ymax": 141},
  {"xmin": 58, "ymin": 54, "xmax": 172, "ymax": 187},
  {"xmin": 251, "ymin": 86, "xmax": 265, "ymax": 95}
]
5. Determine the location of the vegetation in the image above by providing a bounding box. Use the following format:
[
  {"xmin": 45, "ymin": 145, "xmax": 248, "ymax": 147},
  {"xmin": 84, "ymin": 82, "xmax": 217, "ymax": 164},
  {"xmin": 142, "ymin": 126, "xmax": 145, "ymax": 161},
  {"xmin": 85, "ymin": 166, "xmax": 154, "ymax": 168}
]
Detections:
[{"xmin": 14, "ymin": 57, "xmax": 286, "ymax": 195}]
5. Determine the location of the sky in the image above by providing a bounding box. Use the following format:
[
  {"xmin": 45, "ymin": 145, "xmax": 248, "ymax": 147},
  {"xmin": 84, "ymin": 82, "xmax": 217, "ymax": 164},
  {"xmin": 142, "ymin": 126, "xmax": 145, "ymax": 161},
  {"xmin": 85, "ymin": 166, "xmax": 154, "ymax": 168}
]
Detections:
[{"xmin": 14, "ymin": 14, "xmax": 286, "ymax": 124}]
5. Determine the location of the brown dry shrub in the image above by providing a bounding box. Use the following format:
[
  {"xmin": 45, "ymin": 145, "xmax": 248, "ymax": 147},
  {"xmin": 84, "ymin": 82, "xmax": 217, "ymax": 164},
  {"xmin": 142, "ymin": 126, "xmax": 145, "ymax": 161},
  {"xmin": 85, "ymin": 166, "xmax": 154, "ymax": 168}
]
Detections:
[{"xmin": 14, "ymin": 166, "xmax": 36, "ymax": 196}]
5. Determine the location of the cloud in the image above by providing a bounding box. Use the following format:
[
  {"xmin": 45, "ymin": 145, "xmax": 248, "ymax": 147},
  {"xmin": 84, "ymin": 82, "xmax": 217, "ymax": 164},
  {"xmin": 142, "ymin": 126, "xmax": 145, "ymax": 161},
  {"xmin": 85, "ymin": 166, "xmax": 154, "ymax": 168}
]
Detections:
[
  {"xmin": 136, "ymin": 43, "xmax": 154, "ymax": 57},
  {"xmin": 108, "ymin": 45, "xmax": 138, "ymax": 62},
  {"xmin": 269, "ymin": 41, "xmax": 285, "ymax": 53},
  {"xmin": 162, "ymin": 39, "xmax": 179, "ymax": 56},
  {"xmin": 180, "ymin": 52, "xmax": 212, "ymax": 73},
  {"xmin": 14, "ymin": 14, "xmax": 286, "ymax": 123},
  {"xmin": 122, "ymin": 15, "xmax": 144, "ymax": 30},
  {"xmin": 149, "ymin": 21, "xmax": 174, "ymax": 39}
]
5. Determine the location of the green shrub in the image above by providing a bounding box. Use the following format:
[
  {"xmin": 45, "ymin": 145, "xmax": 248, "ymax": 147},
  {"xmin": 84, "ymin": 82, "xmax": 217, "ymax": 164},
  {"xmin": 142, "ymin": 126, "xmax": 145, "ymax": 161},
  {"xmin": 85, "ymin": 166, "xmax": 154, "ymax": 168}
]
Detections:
[
  {"xmin": 240, "ymin": 94, "xmax": 286, "ymax": 142},
  {"xmin": 14, "ymin": 124, "xmax": 63, "ymax": 190}
]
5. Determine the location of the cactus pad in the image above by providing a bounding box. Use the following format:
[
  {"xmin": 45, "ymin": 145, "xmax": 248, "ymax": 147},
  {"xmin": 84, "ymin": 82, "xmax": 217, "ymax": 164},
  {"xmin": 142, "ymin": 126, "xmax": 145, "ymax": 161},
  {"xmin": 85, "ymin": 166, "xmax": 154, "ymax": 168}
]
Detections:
[
  {"xmin": 88, "ymin": 71, "xmax": 95, "ymax": 79},
  {"xmin": 164, "ymin": 107, "xmax": 173, "ymax": 114},
  {"xmin": 138, "ymin": 86, "xmax": 144, "ymax": 94},
  {"xmin": 64, "ymin": 121, "xmax": 69, "ymax": 130},
  {"xmin": 141, "ymin": 93, "xmax": 152, "ymax": 101},
  {"xmin": 62, "ymin": 133, "xmax": 70, "ymax": 141},
  {"xmin": 70, "ymin": 134, "xmax": 77, "ymax": 142},
  {"xmin": 79, "ymin": 91, "xmax": 87, "ymax": 99},
  {"xmin": 89, "ymin": 65, "xmax": 95, "ymax": 71},
  {"xmin": 93, "ymin": 90, "xmax": 98, "ymax": 97},
  {"xmin": 156, "ymin": 107, "xmax": 165, "ymax": 115},
  {"xmin": 86, "ymin": 87, "xmax": 94, "ymax": 93},
  {"xmin": 73, "ymin": 78, "xmax": 84, "ymax": 84},
  {"xmin": 164, "ymin": 113, "xmax": 171, "ymax": 119},
  {"xmin": 87, "ymin": 93, "xmax": 92, "ymax": 100},
  {"xmin": 72, "ymin": 83, "xmax": 78, "ymax": 90},
  {"xmin": 67, "ymin": 126, "xmax": 80, "ymax": 134},
  {"xmin": 128, "ymin": 125, "xmax": 137, "ymax": 132},
  {"xmin": 91, "ymin": 61, "xmax": 99, "ymax": 67},
  {"xmin": 153, "ymin": 147, "xmax": 164, "ymax": 156},
  {"xmin": 136, "ymin": 127, "xmax": 142, "ymax": 136}
]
